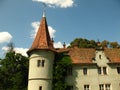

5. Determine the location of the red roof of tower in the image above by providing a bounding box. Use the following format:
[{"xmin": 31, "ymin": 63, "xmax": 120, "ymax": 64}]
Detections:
[{"xmin": 27, "ymin": 13, "xmax": 54, "ymax": 55}]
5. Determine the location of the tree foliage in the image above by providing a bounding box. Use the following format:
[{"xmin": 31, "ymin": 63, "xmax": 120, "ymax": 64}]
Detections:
[
  {"xmin": 0, "ymin": 43, "xmax": 28, "ymax": 90},
  {"xmin": 53, "ymin": 53, "xmax": 72, "ymax": 90},
  {"xmin": 70, "ymin": 38, "xmax": 120, "ymax": 49}
]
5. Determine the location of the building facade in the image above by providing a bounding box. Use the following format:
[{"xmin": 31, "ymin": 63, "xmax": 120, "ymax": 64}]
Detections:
[
  {"xmin": 27, "ymin": 12, "xmax": 120, "ymax": 90},
  {"xmin": 66, "ymin": 48, "xmax": 120, "ymax": 90}
]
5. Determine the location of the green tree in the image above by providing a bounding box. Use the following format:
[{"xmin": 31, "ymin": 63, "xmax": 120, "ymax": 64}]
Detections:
[
  {"xmin": 0, "ymin": 43, "xmax": 28, "ymax": 90},
  {"xmin": 70, "ymin": 38, "xmax": 97, "ymax": 48},
  {"xmin": 53, "ymin": 53, "xmax": 72, "ymax": 90},
  {"xmin": 101, "ymin": 40, "xmax": 109, "ymax": 48},
  {"xmin": 110, "ymin": 42, "xmax": 119, "ymax": 48}
]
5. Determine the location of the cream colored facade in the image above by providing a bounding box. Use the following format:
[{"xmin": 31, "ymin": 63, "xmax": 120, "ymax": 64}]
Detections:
[
  {"xmin": 66, "ymin": 50, "xmax": 120, "ymax": 90},
  {"xmin": 28, "ymin": 50, "xmax": 54, "ymax": 90}
]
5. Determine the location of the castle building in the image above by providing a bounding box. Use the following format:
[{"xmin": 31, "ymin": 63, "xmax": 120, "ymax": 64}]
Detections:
[{"xmin": 27, "ymin": 12, "xmax": 120, "ymax": 90}]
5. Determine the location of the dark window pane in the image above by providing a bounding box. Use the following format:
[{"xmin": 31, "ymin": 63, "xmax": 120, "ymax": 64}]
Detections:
[
  {"xmin": 83, "ymin": 68, "xmax": 87, "ymax": 75},
  {"xmin": 103, "ymin": 67, "xmax": 107, "ymax": 75},
  {"xmin": 117, "ymin": 67, "xmax": 120, "ymax": 74},
  {"xmin": 42, "ymin": 60, "xmax": 45, "ymax": 67},
  {"xmin": 37, "ymin": 60, "xmax": 41, "ymax": 67}
]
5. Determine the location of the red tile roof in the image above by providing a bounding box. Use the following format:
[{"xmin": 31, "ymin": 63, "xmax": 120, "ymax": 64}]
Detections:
[
  {"xmin": 104, "ymin": 49, "xmax": 120, "ymax": 63},
  {"xmin": 27, "ymin": 16, "xmax": 54, "ymax": 55},
  {"xmin": 58, "ymin": 47, "xmax": 120, "ymax": 64},
  {"xmin": 68, "ymin": 47, "xmax": 96, "ymax": 64}
]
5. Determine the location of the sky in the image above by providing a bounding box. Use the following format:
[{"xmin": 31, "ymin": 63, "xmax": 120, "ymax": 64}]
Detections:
[{"xmin": 0, "ymin": 0, "xmax": 120, "ymax": 58}]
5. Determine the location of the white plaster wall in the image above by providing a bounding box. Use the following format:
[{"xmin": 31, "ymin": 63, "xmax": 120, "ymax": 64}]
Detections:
[
  {"xmin": 28, "ymin": 50, "xmax": 54, "ymax": 90},
  {"xmin": 28, "ymin": 80, "xmax": 52, "ymax": 90},
  {"xmin": 66, "ymin": 51, "xmax": 120, "ymax": 90}
]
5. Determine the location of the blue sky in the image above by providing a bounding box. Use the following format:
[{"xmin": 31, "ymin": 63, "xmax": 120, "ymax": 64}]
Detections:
[{"xmin": 0, "ymin": 0, "xmax": 120, "ymax": 58}]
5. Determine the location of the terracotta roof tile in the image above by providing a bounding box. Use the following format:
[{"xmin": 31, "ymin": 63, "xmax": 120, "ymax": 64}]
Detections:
[
  {"xmin": 104, "ymin": 49, "xmax": 120, "ymax": 63},
  {"xmin": 27, "ymin": 17, "xmax": 54, "ymax": 54},
  {"xmin": 68, "ymin": 47, "xmax": 96, "ymax": 64}
]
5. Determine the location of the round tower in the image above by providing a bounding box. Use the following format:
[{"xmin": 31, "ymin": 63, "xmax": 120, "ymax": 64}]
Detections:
[{"xmin": 27, "ymin": 12, "xmax": 55, "ymax": 90}]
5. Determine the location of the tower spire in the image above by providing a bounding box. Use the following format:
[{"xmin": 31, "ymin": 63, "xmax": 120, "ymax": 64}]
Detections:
[
  {"xmin": 42, "ymin": 3, "xmax": 46, "ymax": 17},
  {"xmin": 27, "ymin": 5, "xmax": 54, "ymax": 55}
]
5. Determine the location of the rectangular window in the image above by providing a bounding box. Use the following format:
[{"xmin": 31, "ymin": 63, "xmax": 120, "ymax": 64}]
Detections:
[
  {"xmin": 42, "ymin": 60, "xmax": 45, "ymax": 67},
  {"xmin": 117, "ymin": 67, "xmax": 120, "ymax": 74},
  {"xmin": 98, "ymin": 67, "xmax": 107, "ymax": 75},
  {"xmin": 99, "ymin": 84, "xmax": 104, "ymax": 90},
  {"xmin": 37, "ymin": 60, "xmax": 41, "ymax": 67},
  {"xmin": 84, "ymin": 85, "xmax": 90, "ymax": 90},
  {"xmin": 105, "ymin": 84, "xmax": 111, "ymax": 90},
  {"xmin": 66, "ymin": 85, "xmax": 73, "ymax": 90},
  {"xmin": 83, "ymin": 68, "xmax": 87, "ymax": 75},
  {"xmin": 99, "ymin": 84, "xmax": 111, "ymax": 90},
  {"xmin": 103, "ymin": 67, "xmax": 107, "ymax": 75},
  {"xmin": 99, "ymin": 55, "xmax": 102, "ymax": 59},
  {"xmin": 37, "ymin": 60, "xmax": 45, "ymax": 67},
  {"xmin": 39, "ymin": 86, "xmax": 42, "ymax": 90},
  {"xmin": 98, "ymin": 67, "xmax": 102, "ymax": 74}
]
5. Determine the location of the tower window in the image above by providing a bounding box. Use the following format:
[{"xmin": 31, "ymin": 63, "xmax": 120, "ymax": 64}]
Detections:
[
  {"xmin": 37, "ymin": 60, "xmax": 41, "ymax": 67},
  {"xmin": 83, "ymin": 68, "xmax": 87, "ymax": 75},
  {"xmin": 37, "ymin": 60, "xmax": 45, "ymax": 67},
  {"xmin": 39, "ymin": 86, "xmax": 42, "ymax": 90},
  {"xmin": 42, "ymin": 60, "xmax": 45, "ymax": 67},
  {"xmin": 84, "ymin": 85, "xmax": 90, "ymax": 90}
]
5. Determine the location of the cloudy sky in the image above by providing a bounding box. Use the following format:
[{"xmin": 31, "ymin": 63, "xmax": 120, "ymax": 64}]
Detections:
[{"xmin": 0, "ymin": 0, "xmax": 120, "ymax": 57}]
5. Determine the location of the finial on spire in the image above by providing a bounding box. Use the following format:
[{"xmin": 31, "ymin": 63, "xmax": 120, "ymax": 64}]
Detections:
[{"xmin": 42, "ymin": 3, "xmax": 47, "ymax": 17}]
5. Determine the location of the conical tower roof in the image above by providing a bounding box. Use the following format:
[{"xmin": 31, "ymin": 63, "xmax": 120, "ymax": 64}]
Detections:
[{"xmin": 27, "ymin": 12, "xmax": 54, "ymax": 55}]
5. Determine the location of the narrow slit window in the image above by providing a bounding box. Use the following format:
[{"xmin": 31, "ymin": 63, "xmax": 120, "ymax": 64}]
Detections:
[
  {"xmin": 39, "ymin": 86, "xmax": 42, "ymax": 90},
  {"xmin": 99, "ymin": 55, "xmax": 101, "ymax": 59},
  {"xmin": 42, "ymin": 60, "xmax": 45, "ymax": 67},
  {"xmin": 37, "ymin": 60, "xmax": 41, "ymax": 67}
]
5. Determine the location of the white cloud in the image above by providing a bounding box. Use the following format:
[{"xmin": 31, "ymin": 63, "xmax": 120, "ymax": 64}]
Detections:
[
  {"xmin": 15, "ymin": 48, "xmax": 28, "ymax": 57},
  {"xmin": 32, "ymin": 0, "xmax": 74, "ymax": 8},
  {"xmin": 31, "ymin": 21, "xmax": 39, "ymax": 38},
  {"xmin": 31, "ymin": 21, "xmax": 56, "ymax": 38},
  {"xmin": 2, "ymin": 46, "xmax": 28, "ymax": 57},
  {"xmin": 54, "ymin": 41, "xmax": 70, "ymax": 48},
  {"xmin": 0, "ymin": 32, "xmax": 12, "ymax": 43},
  {"xmin": 48, "ymin": 26, "xmax": 56, "ymax": 38}
]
